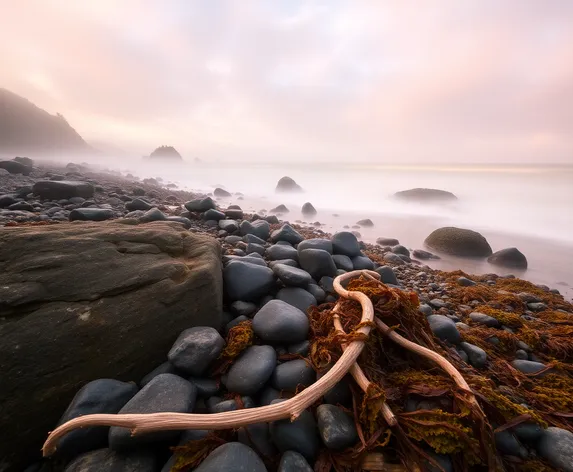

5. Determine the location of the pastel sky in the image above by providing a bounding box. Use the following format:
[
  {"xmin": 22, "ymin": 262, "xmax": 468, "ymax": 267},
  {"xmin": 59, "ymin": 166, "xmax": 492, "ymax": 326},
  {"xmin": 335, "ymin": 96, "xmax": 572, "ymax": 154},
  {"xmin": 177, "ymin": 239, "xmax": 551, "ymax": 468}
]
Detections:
[{"xmin": 1, "ymin": 0, "xmax": 572, "ymax": 163}]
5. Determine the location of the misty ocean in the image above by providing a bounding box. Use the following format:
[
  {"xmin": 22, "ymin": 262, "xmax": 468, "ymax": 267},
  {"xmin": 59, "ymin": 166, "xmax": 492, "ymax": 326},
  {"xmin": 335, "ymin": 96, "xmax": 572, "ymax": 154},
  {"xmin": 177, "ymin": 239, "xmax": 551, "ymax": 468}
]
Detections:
[{"xmin": 109, "ymin": 159, "xmax": 573, "ymax": 299}]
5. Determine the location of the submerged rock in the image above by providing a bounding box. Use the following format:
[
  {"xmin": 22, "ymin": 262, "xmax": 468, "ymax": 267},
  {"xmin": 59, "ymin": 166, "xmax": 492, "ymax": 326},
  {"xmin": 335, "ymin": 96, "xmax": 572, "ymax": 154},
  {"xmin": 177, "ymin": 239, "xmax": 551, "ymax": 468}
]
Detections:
[
  {"xmin": 276, "ymin": 176, "xmax": 303, "ymax": 193},
  {"xmin": 394, "ymin": 188, "xmax": 457, "ymax": 202},
  {"xmin": 424, "ymin": 227, "xmax": 493, "ymax": 257},
  {"xmin": 301, "ymin": 202, "xmax": 317, "ymax": 216},
  {"xmin": 488, "ymin": 248, "xmax": 528, "ymax": 269}
]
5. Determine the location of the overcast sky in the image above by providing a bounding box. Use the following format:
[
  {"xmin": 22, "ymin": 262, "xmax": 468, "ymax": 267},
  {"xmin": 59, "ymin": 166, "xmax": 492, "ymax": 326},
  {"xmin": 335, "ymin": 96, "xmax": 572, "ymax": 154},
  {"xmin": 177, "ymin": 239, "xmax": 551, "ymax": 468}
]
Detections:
[{"xmin": 1, "ymin": 1, "xmax": 572, "ymax": 163}]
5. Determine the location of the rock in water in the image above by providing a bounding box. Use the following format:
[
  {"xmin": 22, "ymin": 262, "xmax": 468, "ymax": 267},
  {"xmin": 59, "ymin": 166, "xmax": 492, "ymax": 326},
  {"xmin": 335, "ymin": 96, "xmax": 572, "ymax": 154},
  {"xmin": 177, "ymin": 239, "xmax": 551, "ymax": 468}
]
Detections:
[
  {"xmin": 224, "ymin": 260, "xmax": 275, "ymax": 301},
  {"xmin": 356, "ymin": 218, "xmax": 374, "ymax": 227},
  {"xmin": 195, "ymin": 442, "xmax": 267, "ymax": 472},
  {"xmin": 109, "ymin": 374, "xmax": 196, "ymax": 450},
  {"xmin": 225, "ymin": 345, "xmax": 277, "ymax": 395},
  {"xmin": 332, "ymin": 232, "xmax": 361, "ymax": 257},
  {"xmin": 0, "ymin": 221, "xmax": 222, "ymax": 470},
  {"xmin": 240, "ymin": 220, "xmax": 271, "ymax": 240},
  {"xmin": 32, "ymin": 180, "xmax": 95, "ymax": 200},
  {"xmin": 276, "ymin": 176, "xmax": 303, "ymax": 193},
  {"xmin": 55, "ymin": 379, "xmax": 139, "ymax": 459},
  {"xmin": 271, "ymin": 224, "xmax": 304, "ymax": 244},
  {"xmin": 253, "ymin": 300, "xmax": 309, "ymax": 344},
  {"xmin": 301, "ymin": 202, "xmax": 317, "ymax": 216},
  {"xmin": 64, "ymin": 448, "xmax": 158, "ymax": 472},
  {"xmin": 376, "ymin": 237, "xmax": 399, "ymax": 246},
  {"xmin": 537, "ymin": 427, "xmax": 573, "ymax": 472},
  {"xmin": 148, "ymin": 145, "xmax": 182, "ymax": 159},
  {"xmin": 394, "ymin": 188, "xmax": 457, "ymax": 202},
  {"xmin": 412, "ymin": 249, "xmax": 440, "ymax": 260},
  {"xmin": 270, "ymin": 204, "xmax": 290, "ymax": 213},
  {"xmin": 168, "ymin": 327, "xmax": 225, "ymax": 375},
  {"xmin": 185, "ymin": 197, "xmax": 216, "ymax": 212},
  {"xmin": 488, "ymin": 248, "xmax": 528, "ymax": 269},
  {"xmin": 0, "ymin": 160, "xmax": 32, "ymax": 175},
  {"xmin": 317, "ymin": 404, "xmax": 358, "ymax": 449},
  {"xmin": 214, "ymin": 187, "xmax": 232, "ymax": 197},
  {"xmin": 278, "ymin": 451, "xmax": 314, "ymax": 472},
  {"xmin": 424, "ymin": 227, "xmax": 493, "ymax": 257}
]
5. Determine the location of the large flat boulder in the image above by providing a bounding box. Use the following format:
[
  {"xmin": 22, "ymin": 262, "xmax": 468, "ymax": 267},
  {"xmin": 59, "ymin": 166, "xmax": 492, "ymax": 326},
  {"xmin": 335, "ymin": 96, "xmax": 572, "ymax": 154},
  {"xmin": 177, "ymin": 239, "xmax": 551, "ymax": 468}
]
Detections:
[
  {"xmin": 0, "ymin": 221, "xmax": 222, "ymax": 471},
  {"xmin": 32, "ymin": 180, "xmax": 95, "ymax": 199}
]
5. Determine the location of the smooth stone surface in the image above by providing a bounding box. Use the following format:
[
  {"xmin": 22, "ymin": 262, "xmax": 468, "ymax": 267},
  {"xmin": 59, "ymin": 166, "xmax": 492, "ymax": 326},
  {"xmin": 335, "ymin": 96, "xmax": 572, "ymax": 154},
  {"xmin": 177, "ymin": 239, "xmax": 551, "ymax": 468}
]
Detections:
[
  {"xmin": 331, "ymin": 232, "xmax": 361, "ymax": 257},
  {"xmin": 298, "ymin": 248, "xmax": 337, "ymax": 280},
  {"xmin": 425, "ymin": 226, "xmax": 492, "ymax": 257},
  {"xmin": 168, "ymin": 327, "xmax": 225, "ymax": 375},
  {"xmin": 301, "ymin": 202, "xmax": 317, "ymax": 216},
  {"xmin": 319, "ymin": 276, "xmax": 334, "ymax": 293},
  {"xmin": 376, "ymin": 266, "xmax": 399, "ymax": 285},
  {"xmin": 204, "ymin": 208, "xmax": 226, "ymax": 221},
  {"xmin": 412, "ymin": 249, "xmax": 440, "ymax": 260},
  {"xmin": 488, "ymin": 247, "xmax": 528, "ymax": 269},
  {"xmin": 458, "ymin": 277, "xmax": 476, "ymax": 287},
  {"xmin": 56, "ymin": 380, "xmax": 139, "ymax": 458},
  {"xmin": 194, "ymin": 442, "xmax": 267, "ymax": 472},
  {"xmin": 247, "ymin": 243, "xmax": 266, "ymax": 256},
  {"xmin": 64, "ymin": 448, "xmax": 158, "ymax": 472},
  {"xmin": 165, "ymin": 216, "xmax": 192, "ymax": 229},
  {"xmin": 267, "ymin": 244, "xmax": 299, "ymax": 261},
  {"xmin": 276, "ymin": 287, "xmax": 317, "ymax": 313},
  {"xmin": 243, "ymin": 233, "xmax": 267, "ymax": 245},
  {"xmin": 278, "ymin": 451, "xmax": 313, "ymax": 472},
  {"xmin": 271, "ymin": 359, "xmax": 315, "ymax": 392},
  {"xmin": 511, "ymin": 359, "xmax": 548, "ymax": 375},
  {"xmin": 270, "ymin": 400, "xmax": 320, "ymax": 461},
  {"xmin": 512, "ymin": 423, "xmax": 544, "ymax": 444},
  {"xmin": 495, "ymin": 431, "xmax": 527, "ymax": 459},
  {"xmin": 460, "ymin": 342, "xmax": 487, "ymax": 368},
  {"xmin": 188, "ymin": 377, "xmax": 220, "ymax": 397},
  {"xmin": 307, "ymin": 284, "xmax": 326, "ymax": 303},
  {"xmin": 185, "ymin": 197, "xmax": 216, "ymax": 212},
  {"xmin": 515, "ymin": 349, "xmax": 528, "ymax": 360},
  {"xmin": 253, "ymin": 300, "xmax": 309, "ymax": 344},
  {"xmin": 271, "ymin": 224, "xmax": 304, "ymax": 244},
  {"xmin": 139, "ymin": 208, "xmax": 166, "ymax": 223},
  {"xmin": 219, "ymin": 219, "xmax": 239, "ymax": 233},
  {"xmin": 288, "ymin": 340, "xmax": 310, "ymax": 356},
  {"xmin": 273, "ymin": 264, "xmax": 312, "ymax": 288},
  {"xmin": 230, "ymin": 301, "xmax": 257, "ymax": 317},
  {"xmin": 427, "ymin": 315, "xmax": 461, "ymax": 344},
  {"xmin": 140, "ymin": 362, "xmax": 177, "ymax": 387},
  {"xmin": 376, "ymin": 237, "xmax": 399, "ymax": 246},
  {"xmin": 391, "ymin": 244, "xmax": 410, "ymax": 257},
  {"xmin": 383, "ymin": 253, "xmax": 405, "ymax": 265},
  {"xmin": 240, "ymin": 220, "xmax": 271, "ymax": 241},
  {"xmin": 33, "ymin": 181, "xmax": 94, "ymax": 200},
  {"xmin": 469, "ymin": 312, "xmax": 500, "ymax": 328},
  {"xmin": 125, "ymin": 198, "xmax": 152, "ymax": 211},
  {"xmin": 418, "ymin": 303, "xmax": 433, "ymax": 317},
  {"xmin": 297, "ymin": 239, "xmax": 333, "ymax": 254},
  {"xmin": 238, "ymin": 423, "xmax": 276, "ymax": 458},
  {"xmin": 332, "ymin": 254, "xmax": 353, "ymax": 271},
  {"xmin": 225, "ymin": 345, "xmax": 277, "ymax": 395},
  {"xmin": 317, "ymin": 404, "xmax": 358, "ymax": 450},
  {"xmin": 351, "ymin": 255, "xmax": 375, "ymax": 270},
  {"xmin": 259, "ymin": 387, "xmax": 281, "ymax": 406},
  {"xmin": 109, "ymin": 374, "xmax": 196, "ymax": 450},
  {"xmin": 224, "ymin": 261, "xmax": 275, "ymax": 302},
  {"xmin": 323, "ymin": 374, "xmax": 352, "ymax": 407},
  {"xmin": 69, "ymin": 208, "xmax": 114, "ymax": 222},
  {"xmin": 537, "ymin": 427, "xmax": 573, "ymax": 472},
  {"xmin": 223, "ymin": 255, "xmax": 268, "ymax": 267}
]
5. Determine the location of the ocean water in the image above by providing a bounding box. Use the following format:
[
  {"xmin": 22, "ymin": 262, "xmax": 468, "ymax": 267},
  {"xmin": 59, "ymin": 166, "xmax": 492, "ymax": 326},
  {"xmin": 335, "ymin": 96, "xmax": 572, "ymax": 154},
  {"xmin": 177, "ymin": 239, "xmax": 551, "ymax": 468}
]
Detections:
[{"xmin": 101, "ymin": 159, "xmax": 573, "ymax": 298}]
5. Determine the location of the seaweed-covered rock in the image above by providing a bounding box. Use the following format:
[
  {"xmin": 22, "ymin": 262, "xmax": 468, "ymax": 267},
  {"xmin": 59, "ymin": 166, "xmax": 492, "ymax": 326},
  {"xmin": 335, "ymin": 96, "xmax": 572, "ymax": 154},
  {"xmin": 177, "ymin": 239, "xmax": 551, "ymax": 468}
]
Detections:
[{"xmin": 424, "ymin": 227, "xmax": 492, "ymax": 257}]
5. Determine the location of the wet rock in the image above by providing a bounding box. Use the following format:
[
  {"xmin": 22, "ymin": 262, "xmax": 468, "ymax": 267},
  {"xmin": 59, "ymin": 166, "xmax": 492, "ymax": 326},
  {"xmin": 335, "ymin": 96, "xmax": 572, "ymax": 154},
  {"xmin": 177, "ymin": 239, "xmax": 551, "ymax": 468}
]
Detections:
[
  {"xmin": 125, "ymin": 198, "xmax": 152, "ymax": 211},
  {"xmin": 185, "ymin": 197, "xmax": 216, "ymax": 212},
  {"xmin": 383, "ymin": 253, "xmax": 405, "ymax": 265},
  {"xmin": 224, "ymin": 261, "xmax": 275, "ymax": 301},
  {"xmin": 512, "ymin": 422, "xmax": 544, "ymax": 444},
  {"xmin": 247, "ymin": 243, "xmax": 266, "ymax": 256},
  {"xmin": 537, "ymin": 427, "xmax": 573, "ymax": 471},
  {"xmin": 140, "ymin": 362, "xmax": 177, "ymax": 387},
  {"xmin": 412, "ymin": 249, "xmax": 440, "ymax": 260},
  {"xmin": 427, "ymin": 315, "xmax": 461, "ymax": 344},
  {"xmin": 429, "ymin": 299, "xmax": 447, "ymax": 309},
  {"xmin": 64, "ymin": 448, "xmax": 158, "ymax": 472},
  {"xmin": 69, "ymin": 208, "xmax": 114, "ymax": 222},
  {"xmin": 376, "ymin": 266, "xmax": 399, "ymax": 285},
  {"xmin": 225, "ymin": 345, "xmax": 277, "ymax": 395},
  {"xmin": 424, "ymin": 227, "xmax": 492, "ymax": 257},
  {"xmin": 298, "ymin": 249, "xmax": 337, "ymax": 280},
  {"xmin": 332, "ymin": 232, "xmax": 361, "ymax": 257},
  {"xmin": 495, "ymin": 430, "xmax": 527, "ymax": 458},
  {"xmin": 418, "ymin": 304, "xmax": 433, "ymax": 317},
  {"xmin": 298, "ymin": 238, "xmax": 333, "ymax": 254},
  {"xmin": 230, "ymin": 301, "xmax": 258, "ymax": 317},
  {"xmin": 219, "ymin": 219, "xmax": 239, "ymax": 233},
  {"xmin": 209, "ymin": 396, "xmax": 255, "ymax": 413},
  {"xmin": 276, "ymin": 287, "xmax": 317, "ymax": 313},
  {"xmin": 56, "ymin": 380, "xmax": 139, "ymax": 459},
  {"xmin": 188, "ymin": 377, "xmax": 220, "ymax": 397},
  {"xmin": 307, "ymin": 284, "xmax": 326, "ymax": 302},
  {"xmin": 469, "ymin": 312, "xmax": 500, "ymax": 328},
  {"xmin": 33, "ymin": 181, "xmax": 94, "ymax": 200},
  {"xmin": 204, "ymin": 209, "xmax": 226, "ymax": 221},
  {"xmin": 271, "ymin": 224, "xmax": 304, "ymax": 244},
  {"xmin": 288, "ymin": 340, "xmax": 310, "ymax": 356},
  {"xmin": 225, "ymin": 208, "xmax": 244, "ymax": 219},
  {"xmin": 240, "ymin": 220, "xmax": 271, "ymax": 240},
  {"xmin": 269, "ymin": 259, "xmax": 298, "ymax": 269},
  {"xmin": 317, "ymin": 404, "xmax": 358, "ymax": 449},
  {"xmin": 278, "ymin": 451, "xmax": 313, "ymax": 472},
  {"xmin": 276, "ymin": 176, "xmax": 303, "ymax": 193},
  {"xmin": 139, "ymin": 208, "xmax": 166, "ymax": 223},
  {"xmin": 515, "ymin": 349, "xmax": 528, "ymax": 360},
  {"xmin": 238, "ymin": 422, "xmax": 276, "ymax": 458},
  {"xmin": 273, "ymin": 264, "xmax": 312, "ymax": 288},
  {"xmin": 376, "ymin": 237, "xmax": 399, "ymax": 246},
  {"xmin": 488, "ymin": 248, "xmax": 528, "ymax": 269},
  {"xmin": 168, "ymin": 327, "xmax": 225, "ymax": 375},
  {"xmin": 392, "ymin": 245, "xmax": 410, "ymax": 257},
  {"xmin": 271, "ymin": 359, "xmax": 316, "ymax": 392},
  {"xmin": 253, "ymin": 300, "xmax": 309, "ymax": 344},
  {"xmin": 511, "ymin": 360, "xmax": 548, "ymax": 375},
  {"xmin": 460, "ymin": 342, "xmax": 487, "ymax": 368},
  {"xmin": 109, "ymin": 374, "xmax": 196, "ymax": 450},
  {"xmin": 166, "ymin": 216, "xmax": 192, "ymax": 228},
  {"xmin": 356, "ymin": 218, "xmax": 374, "ymax": 227},
  {"xmin": 458, "ymin": 277, "xmax": 476, "ymax": 287},
  {"xmin": 194, "ymin": 442, "xmax": 267, "ymax": 472},
  {"xmin": 351, "ymin": 255, "xmax": 375, "ymax": 270},
  {"xmin": 301, "ymin": 202, "xmax": 317, "ymax": 216},
  {"xmin": 267, "ymin": 244, "xmax": 298, "ymax": 261},
  {"xmin": 270, "ymin": 400, "xmax": 320, "ymax": 461},
  {"xmin": 332, "ymin": 254, "xmax": 353, "ymax": 271}
]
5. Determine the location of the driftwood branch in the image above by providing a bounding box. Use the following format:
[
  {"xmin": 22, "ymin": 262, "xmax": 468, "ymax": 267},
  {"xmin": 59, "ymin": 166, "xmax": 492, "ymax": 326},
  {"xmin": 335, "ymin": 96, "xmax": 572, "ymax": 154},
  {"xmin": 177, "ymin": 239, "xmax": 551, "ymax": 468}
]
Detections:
[{"xmin": 42, "ymin": 270, "xmax": 380, "ymax": 457}]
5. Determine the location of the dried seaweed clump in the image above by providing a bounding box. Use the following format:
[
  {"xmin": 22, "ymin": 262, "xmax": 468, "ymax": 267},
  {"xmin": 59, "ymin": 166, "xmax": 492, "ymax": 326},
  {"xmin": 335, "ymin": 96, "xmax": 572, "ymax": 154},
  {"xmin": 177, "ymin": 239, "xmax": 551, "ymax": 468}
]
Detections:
[
  {"xmin": 212, "ymin": 320, "xmax": 253, "ymax": 374},
  {"xmin": 172, "ymin": 432, "xmax": 230, "ymax": 472}
]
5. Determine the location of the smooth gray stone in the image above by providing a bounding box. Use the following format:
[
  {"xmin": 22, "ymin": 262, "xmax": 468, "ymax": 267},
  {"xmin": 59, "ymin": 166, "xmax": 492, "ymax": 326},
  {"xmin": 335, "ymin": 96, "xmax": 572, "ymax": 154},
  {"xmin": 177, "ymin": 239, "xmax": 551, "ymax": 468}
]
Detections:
[
  {"xmin": 458, "ymin": 277, "xmax": 476, "ymax": 287},
  {"xmin": 427, "ymin": 315, "xmax": 461, "ymax": 344},
  {"xmin": 267, "ymin": 244, "xmax": 299, "ymax": 261},
  {"xmin": 125, "ymin": 198, "xmax": 153, "ymax": 211},
  {"xmin": 140, "ymin": 362, "xmax": 177, "ymax": 387},
  {"xmin": 64, "ymin": 448, "xmax": 158, "ymax": 472},
  {"xmin": 204, "ymin": 208, "xmax": 226, "ymax": 221},
  {"xmin": 460, "ymin": 342, "xmax": 487, "ymax": 368},
  {"xmin": 240, "ymin": 220, "xmax": 271, "ymax": 241},
  {"xmin": 166, "ymin": 216, "xmax": 193, "ymax": 228},
  {"xmin": 495, "ymin": 430, "xmax": 527, "ymax": 458},
  {"xmin": 418, "ymin": 303, "xmax": 433, "ymax": 317},
  {"xmin": 306, "ymin": 284, "xmax": 326, "ymax": 303},
  {"xmin": 319, "ymin": 276, "xmax": 334, "ymax": 293},
  {"xmin": 278, "ymin": 451, "xmax": 313, "ymax": 472},
  {"xmin": 184, "ymin": 197, "xmax": 216, "ymax": 212},
  {"xmin": 219, "ymin": 219, "xmax": 239, "ymax": 232},
  {"xmin": 383, "ymin": 253, "xmax": 405, "ymax": 265},
  {"xmin": 189, "ymin": 377, "xmax": 220, "ymax": 397},
  {"xmin": 298, "ymin": 248, "xmax": 337, "ymax": 280},
  {"xmin": 317, "ymin": 404, "xmax": 358, "ymax": 449},
  {"xmin": 376, "ymin": 266, "xmax": 399, "ymax": 285},
  {"xmin": 288, "ymin": 340, "xmax": 310, "ymax": 356},
  {"xmin": 247, "ymin": 243, "xmax": 266, "ymax": 256},
  {"xmin": 168, "ymin": 327, "xmax": 225, "ymax": 375},
  {"xmin": 512, "ymin": 423, "xmax": 544, "ymax": 444},
  {"xmin": 243, "ymin": 233, "xmax": 267, "ymax": 245},
  {"xmin": 225, "ymin": 345, "xmax": 277, "ymax": 395},
  {"xmin": 238, "ymin": 423, "xmax": 277, "ymax": 458},
  {"xmin": 515, "ymin": 349, "xmax": 528, "ymax": 360},
  {"xmin": 271, "ymin": 224, "xmax": 304, "ymax": 244},
  {"xmin": 537, "ymin": 427, "xmax": 573, "ymax": 472},
  {"xmin": 139, "ymin": 208, "xmax": 166, "ymax": 222},
  {"xmin": 194, "ymin": 442, "xmax": 267, "ymax": 472},
  {"xmin": 270, "ymin": 400, "xmax": 319, "ymax": 461},
  {"xmin": 469, "ymin": 311, "xmax": 500, "ymax": 328},
  {"xmin": 331, "ymin": 232, "xmax": 360, "ymax": 257},
  {"xmin": 209, "ymin": 396, "xmax": 255, "ymax": 413},
  {"xmin": 429, "ymin": 298, "xmax": 447, "ymax": 309},
  {"xmin": 223, "ymin": 255, "xmax": 268, "ymax": 267},
  {"xmin": 332, "ymin": 254, "xmax": 353, "ymax": 271},
  {"xmin": 259, "ymin": 387, "xmax": 281, "ymax": 406},
  {"xmin": 271, "ymin": 359, "xmax": 315, "ymax": 392},
  {"xmin": 109, "ymin": 374, "xmax": 196, "ymax": 450},
  {"xmin": 391, "ymin": 244, "xmax": 410, "ymax": 257},
  {"xmin": 224, "ymin": 261, "xmax": 275, "ymax": 302},
  {"xmin": 269, "ymin": 259, "xmax": 298, "ymax": 269},
  {"xmin": 273, "ymin": 264, "xmax": 312, "ymax": 288},
  {"xmin": 69, "ymin": 208, "xmax": 115, "ymax": 222},
  {"xmin": 351, "ymin": 255, "xmax": 374, "ymax": 270},
  {"xmin": 225, "ymin": 235, "xmax": 243, "ymax": 244},
  {"xmin": 511, "ymin": 360, "xmax": 548, "ymax": 375},
  {"xmin": 230, "ymin": 300, "xmax": 258, "ymax": 317},
  {"xmin": 297, "ymin": 239, "xmax": 333, "ymax": 254},
  {"xmin": 56, "ymin": 379, "xmax": 139, "ymax": 458},
  {"xmin": 276, "ymin": 287, "xmax": 317, "ymax": 313},
  {"xmin": 253, "ymin": 300, "xmax": 309, "ymax": 344}
]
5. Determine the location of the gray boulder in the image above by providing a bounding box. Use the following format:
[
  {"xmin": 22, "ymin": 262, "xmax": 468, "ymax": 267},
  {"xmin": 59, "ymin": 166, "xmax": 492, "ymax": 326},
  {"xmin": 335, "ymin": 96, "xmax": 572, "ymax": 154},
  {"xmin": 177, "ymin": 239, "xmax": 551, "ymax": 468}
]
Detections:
[
  {"xmin": 301, "ymin": 202, "xmax": 317, "ymax": 216},
  {"xmin": 0, "ymin": 160, "xmax": 32, "ymax": 175},
  {"xmin": 394, "ymin": 188, "xmax": 457, "ymax": 202},
  {"xmin": 511, "ymin": 360, "xmax": 548, "ymax": 375},
  {"xmin": 376, "ymin": 237, "xmax": 399, "ymax": 246},
  {"xmin": 460, "ymin": 342, "xmax": 487, "ymax": 368},
  {"xmin": 276, "ymin": 176, "xmax": 303, "ymax": 193},
  {"xmin": 427, "ymin": 315, "xmax": 461, "ymax": 344},
  {"xmin": 537, "ymin": 427, "xmax": 573, "ymax": 472},
  {"xmin": 271, "ymin": 359, "xmax": 315, "ymax": 392},
  {"xmin": 125, "ymin": 198, "xmax": 152, "ymax": 211},
  {"xmin": 412, "ymin": 249, "xmax": 440, "ymax": 260},
  {"xmin": 469, "ymin": 312, "xmax": 500, "ymax": 328},
  {"xmin": 33, "ymin": 181, "xmax": 94, "ymax": 200},
  {"xmin": 298, "ymin": 238, "xmax": 333, "ymax": 254},
  {"xmin": 195, "ymin": 442, "xmax": 267, "ymax": 472},
  {"xmin": 332, "ymin": 254, "xmax": 353, "ymax": 271},
  {"xmin": 271, "ymin": 224, "xmax": 304, "ymax": 244},
  {"xmin": 224, "ymin": 260, "xmax": 275, "ymax": 301},
  {"xmin": 168, "ymin": 327, "xmax": 225, "ymax": 375},
  {"xmin": 298, "ymin": 249, "xmax": 337, "ymax": 280},
  {"xmin": 425, "ymin": 227, "xmax": 492, "ymax": 257},
  {"xmin": 185, "ymin": 197, "xmax": 216, "ymax": 212},
  {"xmin": 273, "ymin": 264, "xmax": 312, "ymax": 287},
  {"xmin": 267, "ymin": 244, "xmax": 298, "ymax": 261},
  {"xmin": 225, "ymin": 345, "xmax": 277, "ymax": 395},
  {"xmin": 240, "ymin": 220, "xmax": 271, "ymax": 241},
  {"xmin": 332, "ymin": 232, "xmax": 360, "ymax": 257},
  {"xmin": 0, "ymin": 221, "xmax": 222, "ymax": 470},
  {"xmin": 376, "ymin": 266, "xmax": 398, "ymax": 285},
  {"xmin": 351, "ymin": 255, "xmax": 374, "ymax": 270},
  {"xmin": 488, "ymin": 248, "xmax": 528, "ymax": 269},
  {"xmin": 252, "ymin": 300, "xmax": 309, "ymax": 344},
  {"xmin": 276, "ymin": 287, "xmax": 317, "ymax": 313}
]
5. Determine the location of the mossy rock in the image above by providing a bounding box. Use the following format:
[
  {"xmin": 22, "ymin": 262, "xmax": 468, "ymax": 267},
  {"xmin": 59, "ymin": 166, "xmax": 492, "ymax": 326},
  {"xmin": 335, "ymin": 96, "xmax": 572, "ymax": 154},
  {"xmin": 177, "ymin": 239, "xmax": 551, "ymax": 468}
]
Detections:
[{"xmin": 425, "ymin": 227, "xmax": 492, "ymax": 257}]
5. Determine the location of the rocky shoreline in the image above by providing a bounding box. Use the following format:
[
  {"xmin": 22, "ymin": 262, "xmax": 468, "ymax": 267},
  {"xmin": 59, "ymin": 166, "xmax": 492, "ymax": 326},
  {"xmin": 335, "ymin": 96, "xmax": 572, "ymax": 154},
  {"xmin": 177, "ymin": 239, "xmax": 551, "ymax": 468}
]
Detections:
[{"xmin": 1, "ymin": 159, "xmax": 573, "ymax": 472}]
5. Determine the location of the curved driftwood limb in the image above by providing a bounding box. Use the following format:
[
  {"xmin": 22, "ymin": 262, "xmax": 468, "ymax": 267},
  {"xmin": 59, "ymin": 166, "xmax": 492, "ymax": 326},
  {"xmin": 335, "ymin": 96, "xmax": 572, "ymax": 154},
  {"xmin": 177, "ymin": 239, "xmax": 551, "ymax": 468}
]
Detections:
[
  {"xmin": 332, "ymin": 307, "xmax": 398, "ymax": 427},
  {"xmin": 42, "ymin": 269, "xmax": 378, "ymax": 457}
]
